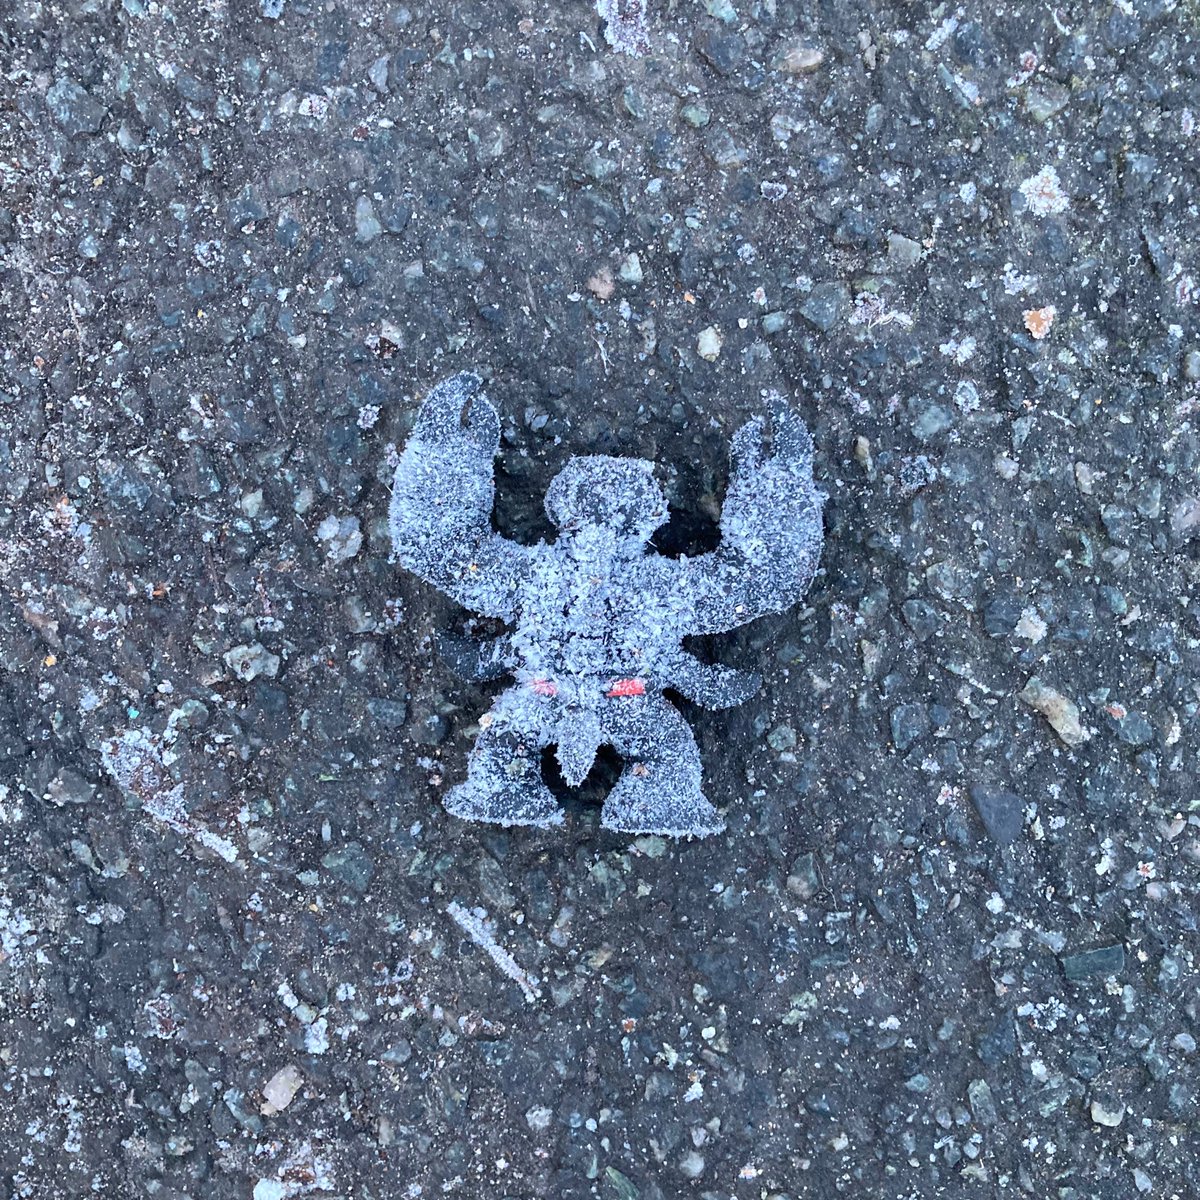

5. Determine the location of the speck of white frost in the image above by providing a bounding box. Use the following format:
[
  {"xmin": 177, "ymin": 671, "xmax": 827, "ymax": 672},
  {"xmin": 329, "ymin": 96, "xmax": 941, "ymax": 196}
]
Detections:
[
  {"xmin": 303, "ymin": 1017, "xmax": 330, "ymax": 1055},
  {"xmin": 939, "ymin": 334, "xmax": 977, "ymax": 364},
  {"xmin": 1015, "ymin": 606, "xmax": 1048, "ymax": 642},
  {"xmin": 0, "ymin": 890, "xmax": 34, "ymax": 965},
  {"xmin": 1019, "ymin": 166, "xmax": 1069, "ymax": 216},
  {"xmin": 101, "ymin": 729, "xmax": 239, "ymax": 863},
  {"xmin": 596, "ymin": 0, "xmax": 649, "ymax": 56},
  {"xmin": 447, "ymin": 900, "xmax": 543, "ymax": 1003},
  {"xmin": 525, "ymin": 1105, "xmax": 553, "ymax": 1131},
  {"xmin": 925, "ymin": 11, "xmax": 959, "ymax": 51},
  {"xmin": 122, "ymin": 1043, "xmax": 147, "ymax": 1074},
  {"xmin": 1003, "ymin": 263, "xmax": 1039, "ymax": 295},
  {"xmin": 849, "ymin": 292, "xmax": 914, "ymax": 330}
]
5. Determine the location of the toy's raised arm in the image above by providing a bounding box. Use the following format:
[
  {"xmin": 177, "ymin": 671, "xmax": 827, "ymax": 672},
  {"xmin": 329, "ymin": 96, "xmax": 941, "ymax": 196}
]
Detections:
[
  {"xmin": 676, "ymin": 399, "xmax": 825, "ymax": 634},
  {"xmin": 389, "ymin": 373, "xmax": 533, "ymax": 619}
]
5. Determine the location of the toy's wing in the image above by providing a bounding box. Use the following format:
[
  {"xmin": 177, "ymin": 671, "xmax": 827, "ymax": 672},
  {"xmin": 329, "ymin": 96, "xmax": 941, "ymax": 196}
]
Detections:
[
  {"xmin": 676, "ymin": 399, "xmax": 825, "ymax": 635},
  {"xmin": 389, "ymin": 372, "xmax": 534, "ymax": 619}
]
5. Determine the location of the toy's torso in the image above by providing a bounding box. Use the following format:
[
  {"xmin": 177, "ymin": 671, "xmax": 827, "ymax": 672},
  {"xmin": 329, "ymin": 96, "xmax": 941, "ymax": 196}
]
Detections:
[{"xmin": 508, "ymin": 544, "xmax": 681, "ymax": 706}]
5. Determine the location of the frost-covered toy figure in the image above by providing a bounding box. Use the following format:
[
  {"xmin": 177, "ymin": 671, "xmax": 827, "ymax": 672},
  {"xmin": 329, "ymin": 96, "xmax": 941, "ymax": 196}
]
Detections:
[{"xmin": 389, "ymin": 373, "xmax": 824, "ymax": 838}]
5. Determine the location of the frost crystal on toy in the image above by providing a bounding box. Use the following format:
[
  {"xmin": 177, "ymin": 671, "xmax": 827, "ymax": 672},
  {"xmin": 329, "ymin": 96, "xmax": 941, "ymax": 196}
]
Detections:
[{"xmin": 389, "ymin": 373, "xmax": 825, "ymax": 838}]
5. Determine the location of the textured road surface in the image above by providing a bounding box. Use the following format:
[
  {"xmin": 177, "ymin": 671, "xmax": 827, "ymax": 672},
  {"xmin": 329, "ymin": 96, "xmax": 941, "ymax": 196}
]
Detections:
[{"xmin": 1, "ymin": 1, "xmax": 1198, "ymax": 1197}]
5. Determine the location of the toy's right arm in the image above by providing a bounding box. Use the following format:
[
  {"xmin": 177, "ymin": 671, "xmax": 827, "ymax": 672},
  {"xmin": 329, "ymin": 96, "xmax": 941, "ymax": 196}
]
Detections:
[
  {"xmin": 674, "ymin": 401, "xmax": 825, "ymax": 634},
  {"xmin": 389, "ymin": 373, "xmax": 534, "ymax": 620}
]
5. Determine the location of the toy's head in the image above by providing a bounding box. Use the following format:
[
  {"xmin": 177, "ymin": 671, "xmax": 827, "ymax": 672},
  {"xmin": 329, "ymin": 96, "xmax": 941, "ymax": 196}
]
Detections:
[{"xmin": 545, "ymin": 456, "xmax": 668, "ymax": 548}]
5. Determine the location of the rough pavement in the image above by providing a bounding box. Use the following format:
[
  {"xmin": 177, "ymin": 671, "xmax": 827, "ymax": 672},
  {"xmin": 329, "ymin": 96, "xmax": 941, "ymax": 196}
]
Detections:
[{"xmin": 1, "ymin": 1, "xmax": 1198, "ymax": 1197}]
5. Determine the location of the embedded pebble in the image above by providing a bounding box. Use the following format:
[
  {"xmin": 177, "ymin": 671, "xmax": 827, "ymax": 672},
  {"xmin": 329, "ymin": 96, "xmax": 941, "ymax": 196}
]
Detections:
[
  {"xmin": 1089, "ymin": 1094, "xmax": 1126, "ymax": 1127},
  {"xmin": 773, "ymin": 43, "xmax": 825, "ymax": 73},
  {"xmin": 1019, "ymin": 677, "xmax": 1091, "ymax": 747},
  {"xmin": 260, "ymin": 1064, "xmax": 304, "ymax": 1114},
  {"xmin": 697, "ymin": 326, "xmax": 724, "ymax": 360},
  {"xmin": 799, "ymin": 282, "xmax": 850, "ymax": 331},
  {"xmin": 46, "ymin": 77, "xmax": 108, "ymax": 136},
  {"xmin": 355, "ymin": 196, "xmax": 383, "ymax": 244},
  {"xmin": 969, "ymin": 786, "xmax": 1023, "ymax": 845},
  {"xmin": 223, "ymin": 643, "xmax": 281, "ymax": 681},
  {"xmin": 317, "ymin": 514, "xmax": 364, "ymax": 562}
]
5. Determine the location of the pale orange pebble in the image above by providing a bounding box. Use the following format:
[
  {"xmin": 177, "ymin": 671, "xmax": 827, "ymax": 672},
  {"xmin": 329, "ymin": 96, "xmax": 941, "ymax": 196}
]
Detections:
[
  {"xmin": 586, "ymin": 267, "xmax": 614, "ymax": 300},
  {"xmin": 1023, "ymin": 304, "xmax": 1056, "ymax": 339}
]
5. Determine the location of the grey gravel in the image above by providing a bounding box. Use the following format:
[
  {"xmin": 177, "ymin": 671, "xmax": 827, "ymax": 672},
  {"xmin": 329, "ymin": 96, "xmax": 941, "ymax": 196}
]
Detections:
[
  {"xmin": 799, "ymin": 281, "xmax": 851, "ymax": 332},
  {"xmin": 886, "ymin": 232, "xmax": 924, "ymax": 270},
  {"xmin": 1062, "ymin": 944, "xmax": 1126, "ymax": 981},
  {"xmin": 969, "ymin": 785, "xmax": 1023, "ymax": 845},
  {"xmin": 354, "ymin": 195, "xmax": 384, "ymax": 244},
  {"xmin": 45, "ymin": 77, "xmax": 108, "ymax": 136}
]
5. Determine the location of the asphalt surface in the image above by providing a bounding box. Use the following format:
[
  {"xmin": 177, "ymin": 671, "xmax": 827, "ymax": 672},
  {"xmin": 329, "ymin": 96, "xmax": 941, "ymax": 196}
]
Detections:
[{"xmin": 1, "ymin": 1, "xmax": 1198, "ymax": 1197}]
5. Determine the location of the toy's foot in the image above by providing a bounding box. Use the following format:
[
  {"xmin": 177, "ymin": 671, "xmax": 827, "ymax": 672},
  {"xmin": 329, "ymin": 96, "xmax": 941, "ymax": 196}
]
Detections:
[
  {"xmin": 601, "ymin": 776, "xmax": 725, "ymax": 839},
  {"xmin": 444, "ymin": 778, "xmax": 564, "ymax": 829}
]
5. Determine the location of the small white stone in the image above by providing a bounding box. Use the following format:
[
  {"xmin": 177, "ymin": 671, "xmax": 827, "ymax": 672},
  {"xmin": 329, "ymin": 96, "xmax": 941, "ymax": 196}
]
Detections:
[
  {"xmin": 773, "ymin": 43, "xmax": 825, "ymax": 73},
  {"xmin": 1089, "ymin": 1096, "xmax": 1126, "ymax": 1127},
  {"xmin": 697, "ymin": 326, "xmax": 723, "ymax": 361},
  {"xmin": 239, "ymin": 489, "xmax": 265, "ymax": 518},
  {"xmin": 303, "ymin": 1017, "xmax": 330, "ymax": 1055},
  {"xmin": 368, "ymin": 55, "xmax": 390, "ymax": 93},
  {"xmin": 260, "ymin": 1064, "xmax": 304, "ymax": 1115}
]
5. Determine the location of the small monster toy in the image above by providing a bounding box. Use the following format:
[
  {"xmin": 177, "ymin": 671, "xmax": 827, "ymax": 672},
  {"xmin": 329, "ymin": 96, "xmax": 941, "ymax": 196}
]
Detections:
[{"xmin": 389, "ymin": 372, "xmax": 824, "ymax": 838}]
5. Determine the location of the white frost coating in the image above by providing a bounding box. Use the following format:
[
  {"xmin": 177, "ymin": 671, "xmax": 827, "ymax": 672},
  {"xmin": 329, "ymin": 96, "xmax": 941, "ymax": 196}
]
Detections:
[
  {"xmin": 100, "ymin": 728, "xmax": 239, "ymax": 862},
  {"xmin": 0, "ymin": 890, "xmax": 34, "ymax": 966},
  {"xmin": 596, "ymin": 0, "xmax": 650, "ymax": 56},
  {"xmin": 253, "ymin": 1141, "xmax": 336, "ymax": 1198},
  {"xmin": 390, "ymin": 373, "xmax": 825, "ymax": 837},
  {"xmin": 1019, "ymin": 165, "xmax": 1070, "ymax": 216},
  {"xmin": 446, "ymin": 900, "xmax": 543, "ymax": 1004}
]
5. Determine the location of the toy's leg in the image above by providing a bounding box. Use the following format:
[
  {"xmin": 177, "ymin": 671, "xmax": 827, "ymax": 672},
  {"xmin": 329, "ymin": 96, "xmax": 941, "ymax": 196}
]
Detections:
[
  {"xmin": 601, "ymin": 701, "xmax": 724, "ymax": 838},
  {"xmin": 444, "ymin": 696, "xmax": 562, "ymax": 829}
]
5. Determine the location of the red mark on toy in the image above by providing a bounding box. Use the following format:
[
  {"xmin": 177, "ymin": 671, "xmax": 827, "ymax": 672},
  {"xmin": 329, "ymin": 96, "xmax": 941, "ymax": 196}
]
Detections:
[
  {"xmin": 605, "ymin": 678, "xmax": 645, "ymax": 697},
  {"xmin": 531, "ymin": 679, "xmax": 557, "ymax": 696}
]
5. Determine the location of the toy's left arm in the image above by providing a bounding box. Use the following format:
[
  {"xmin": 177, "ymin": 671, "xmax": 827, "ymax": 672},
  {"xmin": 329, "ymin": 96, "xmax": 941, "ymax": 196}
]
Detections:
[
  {"xmin": 675, "ymin": 401, "xmax": 825, "ymax": 635},
  {"xmin": 389, "ymin": 373, "xmax": 534, "ymax": 620}
]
